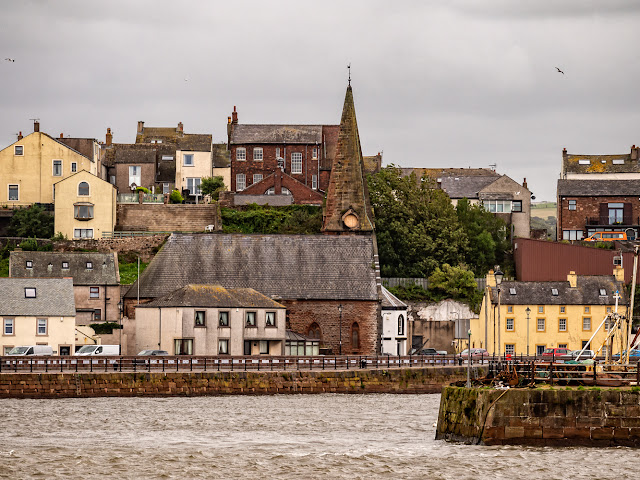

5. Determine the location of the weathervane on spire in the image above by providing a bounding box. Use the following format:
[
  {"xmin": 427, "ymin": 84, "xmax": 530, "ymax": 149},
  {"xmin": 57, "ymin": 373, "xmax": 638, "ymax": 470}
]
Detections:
[{"xmin": 347, "ymin": 63, "xmax": 351, "ymax": 86}]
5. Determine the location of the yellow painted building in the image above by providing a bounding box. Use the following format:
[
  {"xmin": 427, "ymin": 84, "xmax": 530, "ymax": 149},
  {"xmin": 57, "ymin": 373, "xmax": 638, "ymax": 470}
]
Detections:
[
  {"xmin": 0, "ymin": 127, "xmax": 97, "ymax": 206},
  {"xmin": 53, "ymin": 170, "xmax": 116, "ymax": 240},
  {"xmin": 472, "ymin": 269, "xmax": 627, "ymax": 356}
]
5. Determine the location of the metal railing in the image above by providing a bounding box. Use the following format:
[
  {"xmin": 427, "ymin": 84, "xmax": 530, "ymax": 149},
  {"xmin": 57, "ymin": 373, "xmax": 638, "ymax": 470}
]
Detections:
[
  {"xmin": 0, "ymin": 354, "xmax": 491, "ymax": 374},
  {"xmin": 102, "ymin": 231, "xmax": 171, "ymax": 238},
  {"xmin": 117, "ymin": 193, "xmax": 164, "ymax": 204}
]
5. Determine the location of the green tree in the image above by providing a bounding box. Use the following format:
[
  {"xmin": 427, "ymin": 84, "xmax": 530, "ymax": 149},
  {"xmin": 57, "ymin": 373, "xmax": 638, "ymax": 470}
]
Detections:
[
  {"xmin": 169, "ymin": 189, "xmax": 184, "ymax": 204},
  {"xmin": 200, "ymin": 176, "xmax": 226, "ymax": 201},
  {"xmin": 428, "ymin": 264, "xmax": 484, "ymax": 311},
  {"xmin": 455, "ymin": 198, "xmax": 509, "ymax": 276},
  {"xmin": 7, "ymin": 205, "xmax": 54, "ymax": 238},
  {"xmin": 367, "ymin": 166, "xmax": 468, "ymax": 277}
]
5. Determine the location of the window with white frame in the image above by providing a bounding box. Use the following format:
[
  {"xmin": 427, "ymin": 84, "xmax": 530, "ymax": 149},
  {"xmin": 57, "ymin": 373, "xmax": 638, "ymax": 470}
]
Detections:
[
  {"xmin": 62, "ymin": 261, "xmax": 69, "ymax": 269},
  {"xmin": 312, "ymin": 147, "xmax": 318, "ymax": 159},
  {"xmin": 291, "ymin": 153, "xmax": 302, "ymax": 174},
  {"xmin": 537, "ymin": 318, "xmax": 545, "ymax": 331},
  {"xmin": 559, "ymin": 318, "xmax": 567, "ymax": 331},
  {"xmin": 163, "ymin": 183, "xmax": 170, "ymax": 194},
  {"xmin": 78, "ymin": 182, "xmax": 90, "ymax": 196},
  {"xmin": 236, "ymin": 147, "xmax": 246, "ymax": 161},
  {"xmin": 26, "ymin": 260, "xmax": 33, "ymax": 268},
  {"xmin": 89, "ymin": 287, "xmax": 99, "ymax": 299},
  {"xmin": 253, "ymin": 174, "xmax": 263, "ymax": 184},
  {"xmin": 129, "ymin": 166, "xmax": 141, "ymax": 187},
  {"xmin": 253, "ymin": 147, "xmax": 263, "ymax": 161},
  {"xmin": 568, "ymin": 200, "xmax": 577, "ymax": 210},
  {"xmin": 398, "ymin": 314, "xmax": 405, "ymax": 336},
  {"xmin": 578, "ymin": 159, "xmax": 590, "ymax": 165},
  {"xmin": 74, "ymin": 204, "xmax": 94, "ymax": 220},
  {"xmin": 563, "ymin": 230, "xmax": 583, "ymax": 241},
  {"xmin": 162, "ymin": 155, "xmax": 174, "ymax": 161},
  {"xmin": 53, "ymin": 160, "xmax": 62, "ymax": 176},
  {"xmin": 151, "ymin": 139, "xmax": 163, "ymax": 144},
  {"xmin": 482, "ymin": 200, "xmax": 512, "ymax": 213},
  {"xmin": 275, "ymin": 147, "xmax": 280, "ymax": 158},
  {"xmin": 312, "ymin": 175, "xmax": 318, "ymax": 190},
  {"xmin": 14, "ymin": 145, "xmax": 23, "ymax": 156},
  {"xmin": 86, "ymin": 262, "xmax": 93, "ymax": 269},
  {"xmin": 236, "ymin": 174, "xmax": 246, "ymax": 191},
  {"xmin": 4, "ymin": 318, "xmax": 14, "ymax": 335},
  {"xmin": 505, "ymin": 344, "xmax": 515, "ymax": 355},
  {"xmin": 506, "ymin": 318, "xmax": 514, "ymax": 331},
  {"xmin": 71, "ymin": 162, "xmax": 77, "ymax": 173},
  {"xmin": 183, "ymin": 154, "xmax": 194, "ymax": 166},
  {"xmin": 186, "ymin": 178, "xmax": 201, "ymax": 195},
  {"xmin": 25, "ymin": 287, "xmax": 36, "ymax": 298},
  {"xmin": 37, "ymin": 318, "xmax": 47, "ymax": 335},
  {"xmin": 583, "ymin": 317, "xmax": 591, "ymax": 330},
  {"xmin": 74, "ymin": 229, "xmax": 93, "ymax": 239},
  {"xmin": 8, "ymin": 185, "xmax": 18, "ymax": 201},
  {"xmin": 218, "ymin": 339, "xmax": 229, "ymax": 354}
]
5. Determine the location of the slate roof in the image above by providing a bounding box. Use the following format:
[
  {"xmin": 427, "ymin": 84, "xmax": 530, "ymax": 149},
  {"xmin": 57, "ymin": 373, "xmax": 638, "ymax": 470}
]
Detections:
[
  {"xmin": 176, "ymin": 134, "xmax": 212, "ymax": 152},
  {"xmin": 138, "ymin": 285, "xmax": 285, "ymax": 309},
  {"xmin": 0, "ymin": 278, "xmax": 75, "ymax": 316},
  {"xmin": 114, "ymin": 146, "xmax": 156, "ymax": 164},
  {"xmin": 10, "ymin": 252, "xmax": 119, "ymax": 285},
  {"xmin": 56, "ymin": 138, "xmax": 97, "ymax": 161},
  {"xmin": 563, "ymin": 153, "xmax": 638, "ymax": 174},
  {"xmin": 381, "ymin": 286, "xmax": 407, "ymax": 310},
  {"xmin": 401, "ymin": 168, "xmax": 500, "ymax": 180},
  {"xmin": 212, "ymin": 143, "xmax": 230, "ymax": 168},
  {"xmin": 125, "ymin": 233, "xmax": 379, "ymax": 301},
  {"xmin": 230, "ymin": 125, "xmax": 324, "ymax": 144},
  {"xmin": 438, "ymin": 176, "xmax": 500, "ymax": 199},
  {"xmin": 557, "ymin": 179, "xmax": 640, "ymax": 196},
  {"xmin": 492, "ymin": 276, "xmax": 626, "ymax": 306}
]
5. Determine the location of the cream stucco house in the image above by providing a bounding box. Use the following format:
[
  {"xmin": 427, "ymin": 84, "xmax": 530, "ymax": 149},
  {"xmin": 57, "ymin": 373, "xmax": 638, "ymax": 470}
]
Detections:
[
  {"xmin": 0, "ymin": 278, "xmax": 76, "ymax": 355},
  {"xmin": 134, "ymin": 284, "xmax": 286, "ymax": 356},
  {"xmin": 53, "ymin": 170, "xmax": 116, "ymax": 239},
  {"xmin": 0, "ymin": 122, "xmax": 97, "ymax": 207}
]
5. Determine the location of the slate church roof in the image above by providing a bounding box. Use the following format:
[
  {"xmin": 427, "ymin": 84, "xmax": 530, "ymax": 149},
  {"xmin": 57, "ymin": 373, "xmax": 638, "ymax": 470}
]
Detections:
[
  {"xmin": 125, "ymin": 233, "xmax": 379, "ymax": 301},
  {"xmin": 138, "ymin": 285, "xmax": 286, "ymax": 309},
  {"xmin": 0, "ymin": 278, "xmax": 76, "ymax": 316}
]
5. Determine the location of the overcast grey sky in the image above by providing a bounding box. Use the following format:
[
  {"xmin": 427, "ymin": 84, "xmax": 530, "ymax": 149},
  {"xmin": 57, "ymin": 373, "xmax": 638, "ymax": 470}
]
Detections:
[{"xmin": 2, "ymin": 0, "xmax": 640, "ymax": 201}]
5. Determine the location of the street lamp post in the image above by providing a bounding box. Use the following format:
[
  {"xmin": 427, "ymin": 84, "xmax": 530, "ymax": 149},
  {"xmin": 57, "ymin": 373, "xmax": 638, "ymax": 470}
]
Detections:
[
  {"xmin": 466, "ymin": 329, "xmax": 472, "ymax": 388},
  {"xmin": 338, "ymin": 304, "xmax": 343, "ymax": 355},
  {"xmin": 495, "ymin": 268, "xmax": 504, "ymax": 359},
  {"xmin": 525, "ymin": 306, "xmax": 531, "ymax": 357},
  {"xmin": 117, "ymin": 300, "xmax": 123, "ymax": 355}
]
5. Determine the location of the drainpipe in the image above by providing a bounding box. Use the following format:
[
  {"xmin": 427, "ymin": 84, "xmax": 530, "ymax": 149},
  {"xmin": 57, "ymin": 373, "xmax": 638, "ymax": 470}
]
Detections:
[
  {"xmin": 305, "ymin": 144, "xmax": 308, "ymax": 186},
  {"xmin": 104, "ymin": 284, "xmax": 107, "ymax": 321},
  {"xmin": 158, "ymin": 307, "xmax": 162, "ymax": 349}
]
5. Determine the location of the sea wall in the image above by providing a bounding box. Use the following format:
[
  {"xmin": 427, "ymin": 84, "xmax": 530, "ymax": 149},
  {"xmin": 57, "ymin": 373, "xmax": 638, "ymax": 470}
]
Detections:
[
  {"xmin": 436, "ymin": 386, "xmax": 640, "ymax": 446},
  {"xmin": 0, "ymin": 366, "xmax": 477, "ymax": 399}
]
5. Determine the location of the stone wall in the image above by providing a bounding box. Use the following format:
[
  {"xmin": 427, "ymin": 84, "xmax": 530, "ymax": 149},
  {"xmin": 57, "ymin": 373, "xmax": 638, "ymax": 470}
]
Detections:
[
  {"xmin": 53, "ymin": 235, "xmax": 168, "ymax": 262},
  {"xmin": 436, "ymin": 386, "xmax": 640, "ymax": 446},
  {"xmin": 0, "ymin": 366, "xmax": 471, "ymax": 399},
  {"xmin": 116, "ymin": 204, "xmax": 219, "ymax": 233}
]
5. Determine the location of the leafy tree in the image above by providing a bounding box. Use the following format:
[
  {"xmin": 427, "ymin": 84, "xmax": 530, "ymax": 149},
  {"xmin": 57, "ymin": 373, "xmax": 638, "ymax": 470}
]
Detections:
[
  {"xmin": 428, "ymin": 264, "xmax": 484, "ymax": 311},
  {"xmin": 455, "ymin": 198, "xmax": 509, "ymax": 276},
  {"xmin": 367, "ymin": 166, "xmax": 468, "ymax": 277},
  {"xmin": 7, "ymin": 205, "xmax": 54, "ymax": 238},
  {"xmin": 200, "ymin": 176, "xmax": 226, "ymax": 201}
]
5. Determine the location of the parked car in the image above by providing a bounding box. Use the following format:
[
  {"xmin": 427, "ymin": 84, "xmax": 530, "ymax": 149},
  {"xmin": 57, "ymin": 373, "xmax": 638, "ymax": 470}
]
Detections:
[
  {"xmin": 612, "ymin": 349, "xmax": 640, "ymax": 359},
  {"xmin": 459, "ymin": 348, "xmax": 488, "ymax": 359},
  {"xmin": 6, "ymin": 345, "xmax": 53, "ymax": 356},
  {"xmin": 134, "ymin": 350, "xmax": 169, "ymax": 365},
  {"xmin": 75, "ymin": 345, "xmax": 120, "ymax": 356},
  {"xmin": 569, "ymin": 349, "xmax": 595, "ymax": 360},
  {"xmin": 538, "ymin": 347, "xmax": 571, "ymax": 361},
  {"xmin": 584, "ymin": 231, "xmax": 627, "ymax": 242},
  {"xmin": 409, "ymin": 347, "xmax": 447, "ymax": 355}
]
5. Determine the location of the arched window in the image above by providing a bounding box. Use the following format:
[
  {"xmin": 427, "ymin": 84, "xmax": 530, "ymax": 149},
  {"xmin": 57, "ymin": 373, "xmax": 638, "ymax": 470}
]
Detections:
[
  {"xmin": 398, "ymin": 314, "xmax": 404, "ymax": 336},
  {"xmin": 78, "ymin": 181, "xmax": 89, "ymax": 196},
  {"xmin": 308, "ymin": 323, "xmax": 321, "ymax": 340},
  {"xmin": 351, "ymin": 322, "xmax": 360, "ymax": 350}
]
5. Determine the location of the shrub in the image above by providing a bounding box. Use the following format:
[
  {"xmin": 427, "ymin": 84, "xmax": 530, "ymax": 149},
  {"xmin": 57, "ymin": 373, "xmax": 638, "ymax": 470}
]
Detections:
[
  {"xmin": 169, "ymin": 189, "xmax": 184, "ymax": 204},
  {"xmin": 136, "ymin": 187, "xmax": 151, "ymax": 194}
]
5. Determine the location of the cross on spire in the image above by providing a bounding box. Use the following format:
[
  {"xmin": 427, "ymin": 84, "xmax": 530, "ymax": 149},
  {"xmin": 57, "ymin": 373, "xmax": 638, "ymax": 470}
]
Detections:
[{"xmin": 347, "ymin": 63, "xmax": 351, "ymax": 87}]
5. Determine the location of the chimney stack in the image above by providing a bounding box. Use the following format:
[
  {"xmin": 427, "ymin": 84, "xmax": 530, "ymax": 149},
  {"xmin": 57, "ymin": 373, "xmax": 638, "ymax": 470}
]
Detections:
[
  {"xmin": 177, "ymin": 122, "xmax": 183, "ymax": 133},
  {"xmin": 632, "ymin": 145, "xmax": 638, "ymax": 161},
  {"xmin": 17, "ymin": 131, "xmax": 23, "ymax": 141},
  {"xmin": 567, "ymin": 271, "xmax": 577, "ymax": 288},
  {"xmin": 137, "ymin": 121, "xmax": 144, "ymax": 134},
  {"xmin": 106, "ymin": 128, "xmax": 112, "ymax": 146},
  {"xmin": 60, "ymin": 133, "xmax": 64, "ymax": 139},
  {"xmin": 232, "ymin": 106, "xmax": 238, "ymax": 124},
  {"xmin": 522, "ymin": 177, "xmax": 528, "ymax": 189},
  {"xmin": 34, "ymin": 120, "xmax": 40, "ymax": 132}
]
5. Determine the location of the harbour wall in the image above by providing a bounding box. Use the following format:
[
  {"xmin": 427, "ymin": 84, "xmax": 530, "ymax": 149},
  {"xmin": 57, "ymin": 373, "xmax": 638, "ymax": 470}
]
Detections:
[
  {"xmin": 0, "ymin": 366, "xmax": 478, "ymax": 399},
  {"xmin": 436, "ymin": 386, "xmax": 640, "ymax": 447}
]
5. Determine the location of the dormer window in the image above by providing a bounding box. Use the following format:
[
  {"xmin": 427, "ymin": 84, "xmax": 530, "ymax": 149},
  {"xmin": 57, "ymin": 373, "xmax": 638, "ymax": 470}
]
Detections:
[
  {"xmin": 62, "ymin": 261, "xmax": 69, "ymax": 269},
  {"xmin": 26, "ymin": 260, "xmax": 33, "ymax": 269},
  {"xmin": 86, "ymin": 262, "xmax": 93, "ymax": 269},
  {"xmin": 551, "ymin": 288, "xmax": 559, "ymax": 296},
  {"xmin": 24, "ymin": 287, "xmax": 36, "ymax": 298},
  {"xmin": 578, "ymin": 159, "xmax": 590, "ymax": 165},
  {"xmin": 599, "ymin": 288, "xmax": 607, "ymax": 296},
  {"xmin": 509, "ymin": 288, "xmax": 516, "ymax": 295}
]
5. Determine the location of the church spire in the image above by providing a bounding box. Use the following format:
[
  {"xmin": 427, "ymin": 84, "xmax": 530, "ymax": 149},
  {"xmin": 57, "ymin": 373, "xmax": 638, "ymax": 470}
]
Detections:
[{"xmin": 322, "ymin": 84, "xmax": 374, "ymax": 233}]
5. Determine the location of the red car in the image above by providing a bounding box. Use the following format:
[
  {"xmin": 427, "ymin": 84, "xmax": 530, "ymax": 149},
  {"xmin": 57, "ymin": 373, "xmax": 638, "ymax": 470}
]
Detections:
[{"xmin": 539, "ymin": 347, "xmax": 571, "ymax": 361}]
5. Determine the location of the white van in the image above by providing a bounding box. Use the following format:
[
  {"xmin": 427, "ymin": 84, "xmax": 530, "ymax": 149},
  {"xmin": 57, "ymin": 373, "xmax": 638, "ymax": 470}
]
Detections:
[
  {"xmin": 7, "ymin": 345, "xmax": 54, "ymax": 356},
  {"xmin": 74, "ymin": 345, "xmax": 120, "ymax": 356}
]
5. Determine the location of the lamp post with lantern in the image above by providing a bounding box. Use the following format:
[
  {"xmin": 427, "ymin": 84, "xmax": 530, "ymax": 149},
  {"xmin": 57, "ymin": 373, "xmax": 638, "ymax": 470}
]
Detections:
[
  {"xmin": 525, "ymin": 306, "xmax": 531, "ymax": 357},
  {"xmin": 338, "ymin": 304, "xmax": 343, "ymax": 355}
]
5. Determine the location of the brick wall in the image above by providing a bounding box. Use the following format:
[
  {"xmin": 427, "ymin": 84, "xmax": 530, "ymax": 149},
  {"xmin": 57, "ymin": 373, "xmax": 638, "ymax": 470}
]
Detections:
[
  {"xmin": 284, "ymin": 300, "xmax": 379, "ymax": 355},
  {"xmin": 0, "ymin": 366, "xmax": 473, "ymax": 398},
  {"xmin": 558, "ymin": 195, "xmax": 640, "ymax": 235}
]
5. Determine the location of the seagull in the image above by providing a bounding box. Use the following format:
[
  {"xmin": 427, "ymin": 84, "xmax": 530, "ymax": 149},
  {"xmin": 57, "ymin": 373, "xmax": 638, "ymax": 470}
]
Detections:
[
  {"xmin": 5, "ymin": 58, "xmax": 15, "ymax": 62},
  {"xmin": 555, "ymin": 67, "xmax": 564, "ymax": 74}
]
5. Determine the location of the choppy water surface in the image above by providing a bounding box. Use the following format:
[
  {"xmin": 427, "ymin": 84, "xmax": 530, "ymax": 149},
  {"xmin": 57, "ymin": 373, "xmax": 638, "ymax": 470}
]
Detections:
[{"xmin": 0, "ymin": 394, "xmax": 638, "ymax": 479}]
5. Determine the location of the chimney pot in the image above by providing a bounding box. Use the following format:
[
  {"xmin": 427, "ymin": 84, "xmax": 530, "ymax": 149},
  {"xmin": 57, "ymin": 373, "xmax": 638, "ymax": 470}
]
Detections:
[
  {"xmin": 106, "ymin": 127, "xmax": 113, "ymax": 146},
  {"xmin": 232, "ymin": 106, "xmax": 238, "ymax": 124},
  {"xmin": 17, "ymin": 131, "xmax": 23, "ymax": 141},
  {"xmin": 177, "ymin": 122, "xmax": 183, "ymax": 133},
  {"xmin": 137, "ymin": 121, "xmax": 144, "ymax": 134},
  {"xmin": 60, "ymin": 133, "xmax": 64, "ymax": 139},
  {"xmin": 34, "ymin": 120, "xmax": 40, "ymax": 133},
  {"xmin": 228, "ymin": 116, "xmax": 231, "ymax": 124}
]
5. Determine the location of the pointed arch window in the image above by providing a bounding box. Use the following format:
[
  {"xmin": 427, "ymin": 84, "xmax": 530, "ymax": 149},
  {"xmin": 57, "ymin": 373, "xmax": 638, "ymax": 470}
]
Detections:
[
  {"xmin": 398, "ymin": 315, "xmax": 405, "ymax": 336},
  {"xmin": 308, "ymin": 323, "xmax": 322, "ymax": 340},
  {"xmin": 351, "ymin": 322, "xmax": 360, "ymax": 350}
]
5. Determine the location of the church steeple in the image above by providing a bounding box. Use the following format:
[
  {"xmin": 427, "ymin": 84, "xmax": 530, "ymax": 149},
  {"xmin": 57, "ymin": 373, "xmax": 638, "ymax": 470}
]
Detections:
[{"xmin": 322, "ymin": 84, "xmax": 374, "ymax": 233}]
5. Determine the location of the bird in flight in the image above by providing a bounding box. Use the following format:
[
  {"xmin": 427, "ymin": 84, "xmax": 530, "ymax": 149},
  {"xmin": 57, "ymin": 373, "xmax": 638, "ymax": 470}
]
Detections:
[
  {"xmin": 556, "ymin": 67, "xmax": 564, "ymax": 74},
  {"xmin": 5, "ymin": 58, "xmax": 15, "ymax": 62}
]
